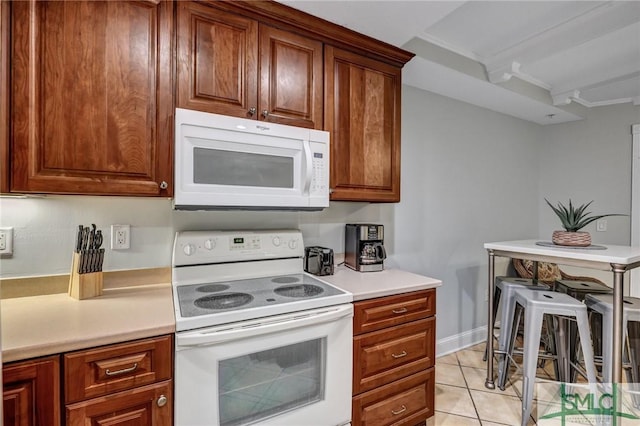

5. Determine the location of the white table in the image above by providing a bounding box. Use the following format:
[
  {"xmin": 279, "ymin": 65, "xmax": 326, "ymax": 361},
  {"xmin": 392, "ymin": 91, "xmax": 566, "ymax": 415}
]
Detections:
[{"xmin": 483, "ymin": 239, "xmax": 640, "ymax": 389}]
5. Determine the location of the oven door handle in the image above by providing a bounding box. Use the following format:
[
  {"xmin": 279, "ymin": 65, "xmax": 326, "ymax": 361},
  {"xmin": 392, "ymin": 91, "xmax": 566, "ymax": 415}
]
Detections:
[{"xmin": 177, "ymin": 304, "xmax": 353, "ymax": 347}]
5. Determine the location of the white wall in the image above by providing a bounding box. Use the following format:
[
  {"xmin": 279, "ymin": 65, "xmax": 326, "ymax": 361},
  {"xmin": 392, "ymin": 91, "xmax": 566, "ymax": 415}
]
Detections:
[
  {"xmin": 396, "ymin": 86, "xmax": 540, "ymax": 342},
  {"xmin": 538, "ymin": 103, "xmax": 640, "ymax": 286}
]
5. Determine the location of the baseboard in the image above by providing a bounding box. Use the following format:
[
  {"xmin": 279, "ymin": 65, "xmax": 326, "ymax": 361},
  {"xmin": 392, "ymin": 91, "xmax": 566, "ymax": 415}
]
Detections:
[{"xmin": 436, "ymin": 326, "xmax": 487, "ymax": 357}]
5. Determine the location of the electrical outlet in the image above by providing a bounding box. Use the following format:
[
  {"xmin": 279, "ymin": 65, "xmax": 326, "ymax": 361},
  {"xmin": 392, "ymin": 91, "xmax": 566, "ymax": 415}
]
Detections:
[
  {"xmin": 0, "ymin": 227, "xmax": 14, "ymax": 256},
  {"xmin": 596, "ymin": 219, "xmax": 607, "ymax": 232},
  {"xmin": 111, "ymin": 224, "xmax": 131, "ymax": 250}
]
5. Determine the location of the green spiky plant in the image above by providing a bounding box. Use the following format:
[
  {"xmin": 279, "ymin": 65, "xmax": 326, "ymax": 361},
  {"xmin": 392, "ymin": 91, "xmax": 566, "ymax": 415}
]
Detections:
[{"xmin": 545, "ymin": 199, "xmax": 625, "ymax": 232}]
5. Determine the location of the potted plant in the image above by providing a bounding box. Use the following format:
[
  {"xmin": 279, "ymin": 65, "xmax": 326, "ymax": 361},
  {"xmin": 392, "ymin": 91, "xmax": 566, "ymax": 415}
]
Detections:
[{"xmin": 545, "ymin": 199, "xmax": 625, "ymax": 246}]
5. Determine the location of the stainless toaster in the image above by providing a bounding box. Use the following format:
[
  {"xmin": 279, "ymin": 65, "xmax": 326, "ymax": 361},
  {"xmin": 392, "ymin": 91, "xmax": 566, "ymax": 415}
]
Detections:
[{"xmin": 304, "ymin": 246, "xmax": 335, "ymax": 276}]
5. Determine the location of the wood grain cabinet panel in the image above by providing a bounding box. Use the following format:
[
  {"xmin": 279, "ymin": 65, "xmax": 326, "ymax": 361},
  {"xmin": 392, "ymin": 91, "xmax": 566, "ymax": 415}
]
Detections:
[
  {"xmin": 177, "ymin": 1, "xmax": 258, "ymax": 118},
  {"xmin": 8, "ymin": 0, "xmax": 173, "ymax": 196},
  {"xmin": 352, "ymin": 290, "xmax": 436, "ymax": 425},
  {"xmin": 352, "ymin": 369, "xmax": 434, "ymax": 426},
  {"xmin": 177, "ymin": 1, "xmax": 323, "ymax": 129},
  {"xmin": 354, "ymin": 289, "xmax": 436, "ymax": 335},
  {"xmin": 325, "ymin": 45, "xmax": 402, "ymax": 202},
  {"xmin": 354, "ymin": 317, "xmax": 435, "ymax": 394},
  {"xmin": 66, "ymin": 380, "xmax": 172, "ymax": 426},
  {"xmin": 64, "ymin": 335, "xmax": 172, "ymax": 404},
  {"xmin": 2, "ymin": 355, "xmax": 61, "ymax": 426}
]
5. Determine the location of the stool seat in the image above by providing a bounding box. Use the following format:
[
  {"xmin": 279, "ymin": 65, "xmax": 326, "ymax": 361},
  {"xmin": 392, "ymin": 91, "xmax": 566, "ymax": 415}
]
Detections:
[
  {"xmin": 555, "ymin": 279, "xmax": 612, "ymax": 298},
  {"xmin": 507, "ymin": 288, "xmax": 597, "ymax": 426}
]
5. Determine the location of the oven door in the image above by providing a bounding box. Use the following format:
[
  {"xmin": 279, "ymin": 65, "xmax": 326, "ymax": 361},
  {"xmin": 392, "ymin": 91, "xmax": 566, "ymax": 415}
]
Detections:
[{"xmin": 175, "ymin": 304, "xmax": 353, "ymax": 426}]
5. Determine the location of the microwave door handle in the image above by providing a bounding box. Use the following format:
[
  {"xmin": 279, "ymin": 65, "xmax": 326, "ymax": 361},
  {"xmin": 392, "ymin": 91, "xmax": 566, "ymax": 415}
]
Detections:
[{"xmin": 303, "ymin": 139, "xmax": 313, "ymax": 194}]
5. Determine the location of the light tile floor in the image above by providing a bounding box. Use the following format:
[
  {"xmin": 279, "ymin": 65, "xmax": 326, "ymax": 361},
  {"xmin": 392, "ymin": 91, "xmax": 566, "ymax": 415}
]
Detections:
[{"xmin": 434, "ymin": 343, "xmax": 554, "ymax": 426}]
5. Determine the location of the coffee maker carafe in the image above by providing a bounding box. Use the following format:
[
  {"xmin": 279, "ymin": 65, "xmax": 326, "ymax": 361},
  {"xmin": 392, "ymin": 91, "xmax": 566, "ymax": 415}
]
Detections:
[{"xmin": 345, "ymin": 224, "xmax": 387, "ymax": 272}]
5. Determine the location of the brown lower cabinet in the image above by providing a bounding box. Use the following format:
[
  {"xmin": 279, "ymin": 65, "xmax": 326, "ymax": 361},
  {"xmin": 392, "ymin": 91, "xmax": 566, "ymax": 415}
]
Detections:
[
  {"xmin": 352, "ymin": 289, "xmax": 436, "ymax": 426},
  {"xmin": 3, "ymin": 355, "xmax": 61, "ymax": 426},
  {"xmin": 2, "ymin": 335, "xmax": 173, "ymax": 426}
]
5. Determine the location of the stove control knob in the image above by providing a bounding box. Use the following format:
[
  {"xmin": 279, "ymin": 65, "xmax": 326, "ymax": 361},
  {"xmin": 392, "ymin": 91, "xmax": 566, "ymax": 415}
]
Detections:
[
  {"xmin": 203, "ymin": 239, "xmax": 215, "ymax": 250},
  {"xmin": 272, "ymin": 236, "xmax": 281, "ymax": 247},
  {"xmin": 183, "ymin": 244, "xmax": 195, "ymax": 256},
  {"xmin": 288, "ymin": 239, "xmax": 298, "ymax": 249}
]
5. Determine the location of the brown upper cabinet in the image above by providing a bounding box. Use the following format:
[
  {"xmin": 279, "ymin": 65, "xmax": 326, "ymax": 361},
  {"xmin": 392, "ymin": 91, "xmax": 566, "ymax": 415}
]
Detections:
[
  {"xmin": 5, "ymin": 0, "xmax": 173, "ymax": 196},
  {"xmin": 325, "ymin": 46, "xmax": 403, "ymax": 202},
  {"xmin": 177, "ymin": 1, "xmax": 323, "ymax": 129}
]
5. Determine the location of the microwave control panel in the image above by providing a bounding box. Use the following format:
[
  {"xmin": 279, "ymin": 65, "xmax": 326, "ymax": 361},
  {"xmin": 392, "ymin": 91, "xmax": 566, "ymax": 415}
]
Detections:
[{"xmin": 309, "ymin": 139, "xmax": 329, "ymax": 196}]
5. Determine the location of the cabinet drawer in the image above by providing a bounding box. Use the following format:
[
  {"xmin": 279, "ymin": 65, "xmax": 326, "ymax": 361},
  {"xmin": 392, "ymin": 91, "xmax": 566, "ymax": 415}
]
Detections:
[
  {"xmin": 64, "ymin": 335, "xmax": 172, "ymax": 404},
  {"xmin": 354, "ymin": 289, "xmax": 435, "ymax": 335},
  {"xmin": 352, "ymin": 368, "xmax": 434, "ymax": 426},
  {"xmin": 66, "ymin": 380, "xmax": 172, "ymax": 426},
  {"xmin": 354, "ymin": 317, "xmax": 435, "ymax": 394}
]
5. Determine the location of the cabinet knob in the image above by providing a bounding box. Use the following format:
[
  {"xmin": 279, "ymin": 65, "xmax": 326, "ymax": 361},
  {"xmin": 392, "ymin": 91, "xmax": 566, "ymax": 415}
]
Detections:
[
  {"xmin": 248, "ymin": 107, "xmax": 257, "ymax": 116},
  {"xmin": 157, "ymin": 395, "xmax": 168, "ymax": 407},
  {"xmin": 159, "ymin": 181, "xmax": 168, "ymax": 190},
  {"xmin": 262, "ymin": 110, "xmax": 269, "ymax": 118}
]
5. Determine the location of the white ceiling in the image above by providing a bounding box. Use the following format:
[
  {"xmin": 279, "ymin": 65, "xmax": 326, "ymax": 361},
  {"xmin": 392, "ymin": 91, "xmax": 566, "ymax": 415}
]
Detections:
[{"xmin": 280, "ymin": 1, "xmax": 640, "ymax": 125}]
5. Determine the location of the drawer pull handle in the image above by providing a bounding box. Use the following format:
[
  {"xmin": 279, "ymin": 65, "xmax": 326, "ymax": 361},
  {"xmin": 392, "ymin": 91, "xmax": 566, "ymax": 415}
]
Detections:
[
  {"xmin": 105, "ymin": 362, "xmax": 138, "ymax": 376},
  {"xmin": 391, "ymin": 350, "xmax": 407, "ymax": 359},
  {"xmin": 391, "ymin": 405, "xmax": 407, "ymax": 415},
  {"xmin": 392, "ymin": 307, "xmax": 408, "ymax": 314}
]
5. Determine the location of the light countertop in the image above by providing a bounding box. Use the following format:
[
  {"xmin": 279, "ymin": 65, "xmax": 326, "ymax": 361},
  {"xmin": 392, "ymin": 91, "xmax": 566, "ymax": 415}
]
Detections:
[
  {"xmin": 1, "ymin": 283, "xmax": 175, "ymax": 363},
  {"xmin": 484, "ymin": 239, "xmax": 640, "ymax": 266},
  {"xmin": 320, "ymin": 265, "xmax": 442, "ymax": 301},
  {"xmin": 2, "ymin": 266, "xmax": 440, "ymax": 363}
]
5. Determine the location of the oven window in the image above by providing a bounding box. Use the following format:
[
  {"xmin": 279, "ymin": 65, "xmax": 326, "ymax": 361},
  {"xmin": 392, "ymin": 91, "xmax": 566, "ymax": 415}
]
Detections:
[
  {"xmin": 194, "ymin": 148, "xmax": 294, "ymax": 188},
  {"xmin": 218, "ymin": 338, "xmax": 326, "ymax": 426}
]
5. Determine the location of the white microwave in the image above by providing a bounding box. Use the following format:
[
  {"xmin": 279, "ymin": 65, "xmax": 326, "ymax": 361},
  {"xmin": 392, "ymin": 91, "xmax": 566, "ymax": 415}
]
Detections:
[{"xmin": 174, "ymin": 108, "xmax": 330, "ymax": 210}]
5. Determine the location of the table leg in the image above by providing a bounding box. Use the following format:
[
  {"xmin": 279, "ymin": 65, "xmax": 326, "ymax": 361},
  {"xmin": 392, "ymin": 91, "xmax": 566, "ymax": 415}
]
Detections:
[
  {"xmin": 485, "ymin": 249, "xmax": 496, "ymax": 389},
  {"xmin": 611, "ymin": 264, "xmax": 626, "ymax": 383}
]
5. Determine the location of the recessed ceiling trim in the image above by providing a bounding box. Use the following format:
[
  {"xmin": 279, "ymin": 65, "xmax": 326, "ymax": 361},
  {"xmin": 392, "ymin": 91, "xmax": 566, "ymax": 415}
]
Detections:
[
  {"xmin": 484, "ymin": 2, "xmax": 637, "ymax": 73},
  {"xmin": 417, "ymin": 33, "xmax": 483, "ymax": 63},
  {"xmin": 489, "ymin": 61, "xmax": 551, "ymax": 91}
]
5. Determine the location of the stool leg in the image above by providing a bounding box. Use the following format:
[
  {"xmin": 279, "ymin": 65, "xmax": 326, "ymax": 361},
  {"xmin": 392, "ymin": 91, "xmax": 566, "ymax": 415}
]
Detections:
[
  {"xmin": 575, "ymin": 311, "xmax": 599, "ymax": 415},
  {"xmin": 601, "ymin": 309, "xmax": 614, "ymax": 383},
  {"xmin": 521, "ymin": 307, "xmax": 544, "ymax": 426},
  {"xmin": 499, "ymin": 302, "xmax": 522, "ymax": 390},
  {"xmin": 484, "ymin": 286, "xmax": 502, "ymax": 362}
]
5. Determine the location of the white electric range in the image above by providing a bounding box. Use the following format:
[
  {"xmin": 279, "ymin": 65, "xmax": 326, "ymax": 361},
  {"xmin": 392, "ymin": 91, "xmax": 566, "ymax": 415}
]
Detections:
[{"xmin": 172, "ymin": 229, "xmax": 353, "ymax": 426}]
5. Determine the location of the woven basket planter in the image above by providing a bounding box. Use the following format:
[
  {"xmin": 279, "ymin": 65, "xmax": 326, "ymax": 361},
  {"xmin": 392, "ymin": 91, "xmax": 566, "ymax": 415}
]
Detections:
[{"xmin": 552, "ymin": 230, "xmax": 591, "ymax": 247}]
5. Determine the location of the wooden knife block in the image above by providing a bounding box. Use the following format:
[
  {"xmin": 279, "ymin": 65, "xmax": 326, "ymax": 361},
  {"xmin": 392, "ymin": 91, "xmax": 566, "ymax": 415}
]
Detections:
[{"xmin": 68, "ymin": 252, "xmax": 103, "ymax": 300}]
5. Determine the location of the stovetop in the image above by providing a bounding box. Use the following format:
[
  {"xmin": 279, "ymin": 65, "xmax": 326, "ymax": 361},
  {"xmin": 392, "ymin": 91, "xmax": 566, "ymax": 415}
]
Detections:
[
  {"xmin": 172, "ymin": 230, "xmax": 352, "ymax": 332},
  {"xmin": 176, "ymin": 273, "xmax": 346, "ymax": 318}
]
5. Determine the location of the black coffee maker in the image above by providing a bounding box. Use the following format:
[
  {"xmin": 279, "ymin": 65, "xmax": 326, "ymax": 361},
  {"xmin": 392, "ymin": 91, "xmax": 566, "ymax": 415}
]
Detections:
[{"xmin": 345, "ymin": 224, "xmax": 387, "ymax": 272}]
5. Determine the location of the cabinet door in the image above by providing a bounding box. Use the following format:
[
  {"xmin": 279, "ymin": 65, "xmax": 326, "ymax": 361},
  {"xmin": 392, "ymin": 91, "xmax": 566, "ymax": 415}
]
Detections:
[
  {"xmin": 3, "ymin": 355, "xmax": 61, "ymax": 426},
  {"xmin": 325, "ymin": 46, "xmax": 402, "ymax": 202},
  {"xmin": 66, "ymin": 380, "xmax": 172, "ymax": 426},
  {"xmin": 259, "ymin": 25, "xmax": 323, "ymax": 129},
  {"xmin": 10, "ymin": 0, "xmax": 173, "ymax": 196},
  {"xmin": 177, "ymin": 1, "xmax": 258, "ymax": 118}
]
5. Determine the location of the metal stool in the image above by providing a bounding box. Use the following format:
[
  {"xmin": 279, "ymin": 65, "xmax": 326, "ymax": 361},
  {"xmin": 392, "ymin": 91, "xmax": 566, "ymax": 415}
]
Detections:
[
  {"xmin": 489, "ymin": 277, "xmax": 550, "ymax": 388},
  {"xmin": 584, "ymin": 294, "xmax": 640, "ymax": 384},
  {"xmin": 555, "ymin": 279, "xmax": 612, "ymax": 380},
  {"xmin": 505, "ymin": 289, "xmax": 598, "ymax": 426}
]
